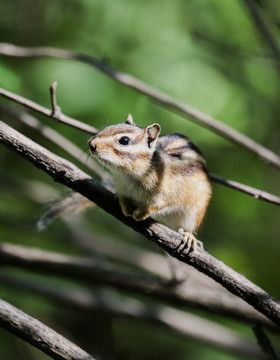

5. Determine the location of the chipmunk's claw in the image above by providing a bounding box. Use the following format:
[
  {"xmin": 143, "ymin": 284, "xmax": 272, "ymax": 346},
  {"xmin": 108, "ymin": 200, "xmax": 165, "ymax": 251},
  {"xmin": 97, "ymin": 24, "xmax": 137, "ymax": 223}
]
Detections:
[{"xmin": 177, "ymin": 229, "xmax": 203, "ymax": 253}]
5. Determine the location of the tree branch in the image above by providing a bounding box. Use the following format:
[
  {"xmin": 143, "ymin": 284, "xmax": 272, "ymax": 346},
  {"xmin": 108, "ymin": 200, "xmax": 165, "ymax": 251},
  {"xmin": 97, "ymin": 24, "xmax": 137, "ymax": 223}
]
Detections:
[
  {"xmin": 209, "ymin": 173, "xmax": 280, "ymax": 206},
  {"xmin": 49, "ymin": 81, "xmax": 62, "ymax": 117},
  {"xmin": 252, "ymin": 324, "xmax": 279, "ymax": 360},
  {"xmin": 242, "ymin": 0, "xmax": 280, "ymax": 73},
  {"xmin": 1, "ymin": 120, "xmax": 280, "ymax": 325},
  {"xmin": 0, "ymin": 43, "xmax": 280, "ymax": 170},
  {"xmin": 0, "ymin": 273, "xmax": 266, "ymax": 359},
  {"xmin": 0, "ymin": 243, "xmax": 274, "ymax": 329},
  {"xmin": 1, "ymin": 87, "xmax": 280, "ymax": 207},
  {"xmin": 0, "ymin": 298, "xmax": 95, "ymax": 360}
]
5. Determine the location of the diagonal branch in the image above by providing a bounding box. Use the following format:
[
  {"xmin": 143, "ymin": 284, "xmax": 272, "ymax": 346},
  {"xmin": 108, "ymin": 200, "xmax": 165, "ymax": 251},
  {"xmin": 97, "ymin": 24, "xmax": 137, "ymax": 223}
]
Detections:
[
  {"xmin": 1, "ymin": 87, "xmax": 280, "ymax": 207},
  {"xmin": 1, "ymin": 120, "xmax": 280, "ymax": 326},
  {"xmin": 0, "ymin": 298, "xmax": 95, "ymax": 360},
  {"xmin": 0, "ymin": 43, "xmax": 280, "ymax": 170}
]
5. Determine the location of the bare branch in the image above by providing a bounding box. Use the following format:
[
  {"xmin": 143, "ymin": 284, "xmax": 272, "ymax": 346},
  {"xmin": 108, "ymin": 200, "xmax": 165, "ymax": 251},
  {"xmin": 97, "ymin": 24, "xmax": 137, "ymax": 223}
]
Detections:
[
  {"xmin": 0, "ymin": 43, "xmax": 279, "ymax": 169},
  {"xmin": 242, "ymin": 0, "xmax": 280, "ymax": 73},
  {"xmin": 1, "ymin": 87, "xmax": 280, "ymax": 207},
  {"xmin": 0, "ymin": 87, "xmax": 98, "ymax": 135},
  {"xmin": 0, "ymin": 298, "xmax": 95, "ymax": 360},
  {"xmin": 1, "ymin": 120, "xmax": 280, "ymax": 325},
  {"xmin": 0, "ymin": 274, "xmax": 266, "ymax": 360},
  {"xmin": 50, "ymin": 81, "xmax": 62, "ymax": 117},
  {"xmin": 209, "ymin": 173, "xmax": 280, "ymax": 206},
  {"xmin": 253, "ymin": 324, "xmax": 279, "ymax": 360},
  {"xmin": 0, "ymin": 242, "xmax": 274, "ymax": 329}
]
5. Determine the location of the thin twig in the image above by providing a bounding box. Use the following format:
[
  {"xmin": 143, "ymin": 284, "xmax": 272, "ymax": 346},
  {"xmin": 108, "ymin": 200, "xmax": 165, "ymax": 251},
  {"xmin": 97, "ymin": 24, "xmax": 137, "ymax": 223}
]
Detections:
[
  {"xmin": 253, "ymin": 324, "xmax": 279, "ymax": 359},
  {"xmin": 242, "ymin": 0, "xmax": 280, "ymax": 73},
  {"xmin": 49, "ymin": 81, "xmax": 62, "ymax": 117},
  {"xmin": 0, "ymin": 274, "xmax": 266, "ymax": 359},
  {"xmin": 0, "ymin": 298, "xmax": 95, "ymax": 360},
  {"xmin": 0, "ymin": 87, "xmax": 98, "ymax": 134},
  {"xmin": 209, "ymin": 173, "xmax": 280, "ymax": 206},
  {"xmin": 1, "ymin": 121, "xmax": 280, "ymax": 326},
  {"xmin": 1, "ymin": 88, "xmax": 280, "ymax": 207},
  {"xmin": 0, "ymin": 43, "xmax": 280, "ymax": 170}
]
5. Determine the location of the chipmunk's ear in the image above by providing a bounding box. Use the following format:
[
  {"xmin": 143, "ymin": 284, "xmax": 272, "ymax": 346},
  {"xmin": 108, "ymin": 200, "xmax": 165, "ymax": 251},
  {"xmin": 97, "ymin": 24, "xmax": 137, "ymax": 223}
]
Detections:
[
  {"xmin": 145, "ymin": 123, "xmax": 161, "ymax": 149},
  {"xmin": 126, "ymin": 114, "xmax": 134, "ymax": 125}
]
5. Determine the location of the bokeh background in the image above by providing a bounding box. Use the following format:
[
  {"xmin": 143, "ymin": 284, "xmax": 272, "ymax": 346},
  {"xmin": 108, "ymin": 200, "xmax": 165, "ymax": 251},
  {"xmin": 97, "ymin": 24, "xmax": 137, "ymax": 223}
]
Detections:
[{"xmin": 0, "ymin": 0, "xmax": 280, "ymax": 359}]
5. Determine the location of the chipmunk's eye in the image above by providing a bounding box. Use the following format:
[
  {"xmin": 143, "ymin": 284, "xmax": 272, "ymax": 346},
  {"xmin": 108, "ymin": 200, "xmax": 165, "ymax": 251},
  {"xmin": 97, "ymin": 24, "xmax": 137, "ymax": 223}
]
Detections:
[{"xmin": 118, "ymin": 136, "xmax": 130, "ymax": 145}]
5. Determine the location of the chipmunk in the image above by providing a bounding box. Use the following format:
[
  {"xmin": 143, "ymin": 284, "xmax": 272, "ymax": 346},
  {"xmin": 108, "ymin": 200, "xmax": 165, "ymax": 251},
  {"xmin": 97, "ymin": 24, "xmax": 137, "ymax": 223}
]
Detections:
[{"xmin": 88, "ymin": 115, "xmax": 212, "ymax": 250}]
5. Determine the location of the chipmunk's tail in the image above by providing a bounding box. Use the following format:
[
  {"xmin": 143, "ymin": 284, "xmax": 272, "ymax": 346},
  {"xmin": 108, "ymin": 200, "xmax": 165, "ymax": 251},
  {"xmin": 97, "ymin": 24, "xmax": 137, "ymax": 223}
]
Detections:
[{"xmin": 37, "ymin": 192, "xmax": 93, "ymax": 230}]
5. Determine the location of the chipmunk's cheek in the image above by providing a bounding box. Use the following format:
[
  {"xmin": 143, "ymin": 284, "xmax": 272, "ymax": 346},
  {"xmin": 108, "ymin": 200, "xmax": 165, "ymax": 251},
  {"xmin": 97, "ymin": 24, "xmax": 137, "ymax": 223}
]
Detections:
[{"xmin": 95, "ymin": 149, "xmax": 114, "ymax": 167}]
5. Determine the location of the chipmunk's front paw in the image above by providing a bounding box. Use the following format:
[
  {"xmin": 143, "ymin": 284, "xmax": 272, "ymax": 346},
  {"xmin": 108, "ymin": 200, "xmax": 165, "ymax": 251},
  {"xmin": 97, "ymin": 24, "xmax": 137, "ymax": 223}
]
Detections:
[
  {"xmin": 133, "ymin": 208, "xmax": 149, "ymax": 221},
  {"xmin": 121, "ymin": 206, "xmax": 133, "ymax": 217},
  {"xmin": 119, "ymin": 196, "xmax": 135, "ymax": 217},
  {"xmin": 177, "ymin": 229, "xmax": 203, "ymax": 253}
]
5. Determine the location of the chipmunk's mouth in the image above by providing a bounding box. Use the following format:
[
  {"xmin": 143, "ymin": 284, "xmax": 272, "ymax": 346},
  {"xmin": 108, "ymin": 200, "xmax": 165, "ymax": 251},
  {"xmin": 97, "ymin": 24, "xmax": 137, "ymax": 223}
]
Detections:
[{"xmin": 90, "ymin": 149, "xmax": 113, "ymax": 167}]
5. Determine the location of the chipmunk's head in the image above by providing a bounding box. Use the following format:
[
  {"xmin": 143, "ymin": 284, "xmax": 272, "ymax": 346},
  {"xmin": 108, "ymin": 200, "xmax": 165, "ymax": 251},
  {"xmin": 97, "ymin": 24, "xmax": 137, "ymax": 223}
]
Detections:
[{"xmin": 88, "ymin": 115, "xmax": 161, "ymax": 175}]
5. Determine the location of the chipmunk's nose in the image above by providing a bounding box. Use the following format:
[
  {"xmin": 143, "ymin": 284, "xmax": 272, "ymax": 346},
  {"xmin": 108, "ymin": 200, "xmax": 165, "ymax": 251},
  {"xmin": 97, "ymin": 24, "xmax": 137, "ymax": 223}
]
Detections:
[{"xmin": 88, "ymin": 138, "xmax": 97, "ymax": 153}]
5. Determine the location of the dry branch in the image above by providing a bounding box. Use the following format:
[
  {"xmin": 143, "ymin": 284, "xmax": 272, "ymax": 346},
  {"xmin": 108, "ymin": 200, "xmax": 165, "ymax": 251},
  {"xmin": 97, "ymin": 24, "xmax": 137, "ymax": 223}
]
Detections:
[
  {"xmin": 0, "ymin": 273, "xmax": 266, "ymax": 359},
  {"xmin": 242, "ymin": 0, "xmax": 280, "ymax": 72},
  {"xmin": 253, "ymin": 324, "xmax": 279, "ymax": 359},
  {"xmin": 0, "ymin": 242, "xmax": 273, "ymax": 328},
  {"xmin": 0, "ymin": 120, "xmax": 280, "ymax": 326},
  {"xmin": 0, "ymin": 43, "xmax": 280, "ymax": 170},
  {"xmin": 209, "ymin": 173, "xmax": 280, "ymax": 206},
  {"xmin": 0, "ymin": 298, "xmax": 95, "ymax": 360},
  {"xmin": 50, "ymin": 81, "xmax": 62, "ymax": 117}
]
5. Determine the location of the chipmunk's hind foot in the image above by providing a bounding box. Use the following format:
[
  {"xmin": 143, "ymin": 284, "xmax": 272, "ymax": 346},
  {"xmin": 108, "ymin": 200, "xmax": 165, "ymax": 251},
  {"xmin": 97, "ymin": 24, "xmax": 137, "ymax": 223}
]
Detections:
[{"xmin": 177, "ymin": 229, "xmax": 203, "ymax": 253}]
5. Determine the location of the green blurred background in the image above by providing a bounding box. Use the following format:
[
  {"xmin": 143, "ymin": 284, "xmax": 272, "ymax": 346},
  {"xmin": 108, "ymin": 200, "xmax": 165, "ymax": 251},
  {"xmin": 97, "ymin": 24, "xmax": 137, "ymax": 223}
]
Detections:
[{"xmin": 0, "ymin": 0, "xmax": 280, "ymax": 359}]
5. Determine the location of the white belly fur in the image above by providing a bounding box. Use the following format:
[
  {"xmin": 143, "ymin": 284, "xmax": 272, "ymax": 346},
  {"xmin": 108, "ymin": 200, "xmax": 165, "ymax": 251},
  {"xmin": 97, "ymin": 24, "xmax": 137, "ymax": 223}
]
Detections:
[{"xmin": 151, "ymin": 205, "xmax": 198, "ymax": 234}]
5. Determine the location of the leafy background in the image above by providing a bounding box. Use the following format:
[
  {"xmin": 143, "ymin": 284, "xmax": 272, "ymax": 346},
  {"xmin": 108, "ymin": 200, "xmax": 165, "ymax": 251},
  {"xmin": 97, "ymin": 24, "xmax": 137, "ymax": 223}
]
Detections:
[{"xmin": 0, "ymin": 0, "xmax": 280, "ymax": 359}]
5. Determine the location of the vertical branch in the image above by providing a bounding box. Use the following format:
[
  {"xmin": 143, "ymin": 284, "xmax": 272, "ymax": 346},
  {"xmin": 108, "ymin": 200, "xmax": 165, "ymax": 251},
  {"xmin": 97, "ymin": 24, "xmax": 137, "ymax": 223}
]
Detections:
[
  {"xmin": 242, "ymin": 0, "xmax": 280, "ymax": 73},
  {"xmin": 50, "ymin": 81, "xmax": 62, "ymax": 117},
  {"xmin": 252, "ymin": 324, "xmax": 279, "ymax": 360}
]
